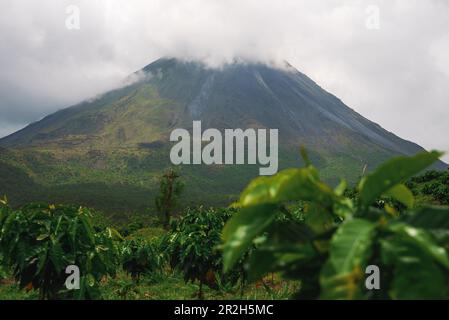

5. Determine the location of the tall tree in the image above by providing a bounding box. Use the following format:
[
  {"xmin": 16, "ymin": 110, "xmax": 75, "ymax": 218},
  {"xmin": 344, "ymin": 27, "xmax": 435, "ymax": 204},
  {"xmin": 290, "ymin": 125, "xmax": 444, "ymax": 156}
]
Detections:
[{"xmin": 155, "ymin": 168, "xmax": 184, "ymax": 229}]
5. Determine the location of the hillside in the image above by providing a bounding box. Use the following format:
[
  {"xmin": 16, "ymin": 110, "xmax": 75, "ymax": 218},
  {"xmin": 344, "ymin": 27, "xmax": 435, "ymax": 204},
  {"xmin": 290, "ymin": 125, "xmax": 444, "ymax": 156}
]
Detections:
[{"xmin": 0, "ymin": 58, "xmax": 445, "ymax": 212}]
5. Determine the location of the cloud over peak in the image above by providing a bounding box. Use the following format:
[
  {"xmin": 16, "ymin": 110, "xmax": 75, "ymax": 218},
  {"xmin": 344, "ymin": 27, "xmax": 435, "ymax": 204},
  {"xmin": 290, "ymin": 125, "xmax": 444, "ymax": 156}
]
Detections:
[{"xmin": 0, "ymin": 0, "xmax": 448, "ymax": 159}]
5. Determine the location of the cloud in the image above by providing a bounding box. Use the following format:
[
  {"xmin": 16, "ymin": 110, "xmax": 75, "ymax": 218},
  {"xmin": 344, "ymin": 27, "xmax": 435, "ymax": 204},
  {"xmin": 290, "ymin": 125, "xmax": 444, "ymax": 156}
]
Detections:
[{"xmin": 0, "ymin": 0, "xmax": 448, "ymax": 160}]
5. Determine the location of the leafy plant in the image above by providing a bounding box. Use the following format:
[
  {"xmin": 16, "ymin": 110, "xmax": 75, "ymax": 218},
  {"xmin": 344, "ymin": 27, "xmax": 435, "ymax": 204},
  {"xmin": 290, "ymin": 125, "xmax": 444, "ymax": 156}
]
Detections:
[
  {"xmin": 222, "ymin": 150, "xmax": 449, "ymax": 299},
  {"xmin": 162, "ymin": 207, "xmax": 243, "ymax": 298},
  {"xmin": 0, "ymin": 201, "xmax": 120, "ymax": 299},
  {"xmin": 407, "ymin": 169, "xmax": 449, "ymax": 205},
  {"xmin": 121, "ymin": 238, "xmax": 162, "ymax": 282}
]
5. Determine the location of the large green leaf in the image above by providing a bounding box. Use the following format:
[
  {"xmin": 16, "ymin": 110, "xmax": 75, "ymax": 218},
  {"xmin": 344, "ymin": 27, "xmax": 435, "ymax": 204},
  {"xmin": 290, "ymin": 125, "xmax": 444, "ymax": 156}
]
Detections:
[
  {"xmin": 304, "ymin": 204, "xmax": 335, "ymax": 234},
  {"xmin": 320, "ymin": 219, "xmax": 376, "ymax": 299},
  {"xmin": 80, "ymin": 215, "xmax": 95, "ymax": 246},
  {"xmin": 359, "ymin": 151, "xmax": 442, "ymax": 208},
  {"xmin": 49, "ymin": 242, "xmax": 65, "ymax": 272},
  {"xmin": 328, "ymin": 219, "xmax": 376, "ymax": 273},
  {"xmin": 244, "ymin": 221, "xmax": 315, "ymax": 281},
  {"xmin": 222, "ymin": 204, "xmax": 277, "ymax": 272},
  {"xmin": 391, "ymin": 257, "xmax": 446, "ymax": 300},
  {"xmin": 383, "ymin": 184, "xmax": 415, "ymax": 208},
  {"xmin": 388, "ymin": 223, "xmax": 449, "ymax": 269},
  {"xmin": 239, "ymin": 167, "xmax": 336, "ymax": 207},
  {"xmin": 405, "ymin": 206, "xmax": 449, "ymax": 230},
  {"xmin": 245, "ymin": 244, "xmax": 316, "ymax": 282},
  {"xmin": 380, "ymin": 238, "xmax": 447, "ymax": 299}
]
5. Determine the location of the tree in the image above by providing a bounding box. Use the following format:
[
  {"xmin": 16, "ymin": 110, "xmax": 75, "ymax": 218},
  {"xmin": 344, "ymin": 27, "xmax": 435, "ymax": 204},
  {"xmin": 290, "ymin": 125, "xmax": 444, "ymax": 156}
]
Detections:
[{"xmin": 155, "ymin": 168, "xmax": 184, "ymax": 229}]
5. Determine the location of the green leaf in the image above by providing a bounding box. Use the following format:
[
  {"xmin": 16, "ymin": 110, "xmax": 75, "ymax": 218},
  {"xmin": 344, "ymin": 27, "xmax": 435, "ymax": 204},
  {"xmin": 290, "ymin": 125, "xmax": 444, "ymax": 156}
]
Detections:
[
  {"xmin": 333, "ymin": 198, "xmax": 355, "ymax": 220},
  {"xmin": 329, "ymin": 219, "xmax": 376, "ymax": 273},
  {"xmin": 391, "ymin": 257, "xmax": 446, "ymax": 300},
  {"xmin": 36, "ymin": 234, "xmax": 49, "ymax": 241},
  {"xmin": 106, "ymin": 227, "xmax": 124, "ymax": 241},
  {"xmin": 69, "ymin": 217, "xmax": 79, "ymax": 246},
  {"xmin": 320, "ymin": 219, "xmax": 376, "ymax": 299},
  {"xmin": 239, "ymin": 167, "xmax": 336, "ymax": 208},
  {"xmin": 380, "ymin": 238, "xmax": 447, "ymax": 299},
  {"xmin": 265, "ymin": 220, "xmax": 315, "ymax": 244},
  {"xmin": 243, "ymin": 221, "xmax": 316, "ymax": 281},
  {"xmin": 334, "ymin": 180, "xmax": 347, "ymax": 197},
  {"xmin": 246, "ymin": 244, "xmax": 316, "ymax": 282},
  {"xmin": 405, "ymin": 206, "xmax": 449, "ymax": 230},
  {"xmin": 384, "ymin": 184, "xmax": 415, "ymax": 208},
  {"xmin": 222, "ymin": 204, "xmax": 277, "ymax": 272},
  {"xmin": 80, "ymin": 216, "xmax": 95, "ymax": 245},
  {"xmin": 304, "ymin": 204, "xmax": 335, "ymax": 234},
  {"xmin": 388, "ymin": 223, "xmax": 449, "ymax": 269},
  {"xmin": 49, "ymin": 243, "xmax": 64, "ymax": 271},
  {"xmin": 36, "ymin": 249, "xmax": 49, "ymax": 275},
  {"xmin": 359, "ymin": 151, "xmax": 442, "ymax": 208}
]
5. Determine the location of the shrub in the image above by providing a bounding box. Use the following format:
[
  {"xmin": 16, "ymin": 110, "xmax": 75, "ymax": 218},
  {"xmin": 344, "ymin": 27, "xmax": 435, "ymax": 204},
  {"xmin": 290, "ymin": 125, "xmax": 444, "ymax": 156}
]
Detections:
[
  {"xmin": 222, "ymin": 151, "xmax": 449, "ymax": 299},
  {"xmin": 422, "ymin": 182, "xmax": 440, "ymax": 195},
  {"xmin": 434, "ymin": 185, "xmax": 449, "ymax": 205},
  {"xmin": 162, "ymin": 207, "xmax": 243, "ymax": 298},
  {"xmin": 121, "ymin": 238, "xmax": 162, "ymax": 282},
  {"xmin": 0, "ymin": 201, "xmax": 120, "ymax": 299}
]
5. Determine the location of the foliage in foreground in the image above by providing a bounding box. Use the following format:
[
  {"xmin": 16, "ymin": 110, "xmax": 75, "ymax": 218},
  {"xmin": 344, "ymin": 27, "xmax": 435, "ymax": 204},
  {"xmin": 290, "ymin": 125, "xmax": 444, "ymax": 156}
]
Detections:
[
  {"xmin": 222, "ymin": 150, "xmax": 449, "ymax": 299},
  {"xmin": 0, "ymin": 202, "xmax": 120, "ymax": 299},
  {"xmin": 1, "ymin": 151, "xmax": 447, "ymax": 301}
]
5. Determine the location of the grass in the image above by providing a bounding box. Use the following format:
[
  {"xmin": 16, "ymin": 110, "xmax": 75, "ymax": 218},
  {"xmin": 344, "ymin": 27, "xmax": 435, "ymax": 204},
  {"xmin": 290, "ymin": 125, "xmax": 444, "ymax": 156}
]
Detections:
[
  {"xmin": 0, "ymin": 270, "xmax": 299, "ymax": 300},
  {"xmin": 0, "ymin": 279, "xmax": 38, "ymax": 300}
]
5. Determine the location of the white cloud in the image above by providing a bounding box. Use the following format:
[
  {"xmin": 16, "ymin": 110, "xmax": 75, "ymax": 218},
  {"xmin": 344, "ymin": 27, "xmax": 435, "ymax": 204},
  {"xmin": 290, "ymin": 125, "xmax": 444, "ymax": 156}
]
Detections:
[{"xmin": 0, "ymin": 0, "xmax": 448, "ymax": 160}]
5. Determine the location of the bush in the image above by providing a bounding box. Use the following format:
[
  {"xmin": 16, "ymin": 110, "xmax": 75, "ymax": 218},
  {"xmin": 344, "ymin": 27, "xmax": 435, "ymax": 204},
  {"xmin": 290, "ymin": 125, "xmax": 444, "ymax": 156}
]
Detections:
[
  {"xmin": 0, "ymin": 201, "xmax": 120, "ymax": 299},
  {"xmin": 162, "ymin": 207, "xmax": 243, "ymax": 298},
  {"xmin": 434, "ymin": 185, "xmax": 449, "ymax": 205},
  {"xmin": 121, "ymin": 238, "xmax": 162, "ymax": 282},
  {"xmin": 422, "ymin": 182, "xmax": 440, "ymax": 195},
  {"xmin": 222, "ymin": 151, "xmax": 449, "ymax": 299}
]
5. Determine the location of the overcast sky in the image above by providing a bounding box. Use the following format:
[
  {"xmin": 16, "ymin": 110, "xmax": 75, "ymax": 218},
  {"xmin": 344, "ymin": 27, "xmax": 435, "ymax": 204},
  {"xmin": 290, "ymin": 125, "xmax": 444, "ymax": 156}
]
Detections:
[{"xmin": 1, "ymin": 0, "xmax": 448, "ymax": 160}]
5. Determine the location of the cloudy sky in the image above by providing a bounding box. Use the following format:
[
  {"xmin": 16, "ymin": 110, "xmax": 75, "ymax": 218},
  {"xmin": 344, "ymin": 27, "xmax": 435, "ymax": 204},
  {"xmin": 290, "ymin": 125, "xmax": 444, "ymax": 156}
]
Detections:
[{"xmin": 1, "ymin": 0, "xmax": 448, "ymax": 160}]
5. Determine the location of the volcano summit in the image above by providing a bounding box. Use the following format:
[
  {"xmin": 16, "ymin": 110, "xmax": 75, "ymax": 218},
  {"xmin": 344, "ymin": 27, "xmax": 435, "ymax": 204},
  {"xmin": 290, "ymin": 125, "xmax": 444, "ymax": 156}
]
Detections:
[{"xmin": 0, "ymin": 58, "xmax": 445, "ymax": 212}]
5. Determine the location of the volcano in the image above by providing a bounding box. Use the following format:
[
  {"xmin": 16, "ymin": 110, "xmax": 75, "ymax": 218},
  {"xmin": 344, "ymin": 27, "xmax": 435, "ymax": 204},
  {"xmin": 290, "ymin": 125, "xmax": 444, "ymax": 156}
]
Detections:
[{"xmin": 0, "ymin": 58, "xmax": 445, "ymax": 212}]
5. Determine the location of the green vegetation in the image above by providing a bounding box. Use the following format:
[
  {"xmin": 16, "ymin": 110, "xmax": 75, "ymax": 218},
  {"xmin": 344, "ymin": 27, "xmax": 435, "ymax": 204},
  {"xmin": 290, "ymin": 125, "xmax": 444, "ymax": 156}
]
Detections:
[
  {"xmin": 222, "ymin": 150, "xmax": 449, "ymax": 299},
  {"xmin": 3, "ymin": 58, "xmax": 446, "ymax": 214},
  {"xmin": 0, "ymin": 203, "xmax": 293, "ymax": 300},
  {"xmin": 121, "ymin": 238, "xmax": 162, "ymax": 282},
  {"xmin": 0, "ymin": 202, "xmax": 119, "ymax": 299},
  {"xmin": 0, "ymin": 151, "xmax": 448, "ymax": 300},
  {"xmin": 162, "ymin": 207, "xmax": 245, "ymax": 298},
  {"xmin": 155, "ymin": 168, "xmax": 184, "ymax": 229},
  {"xmin": 406, "ymin": 170, "xmax": 449, "ymax": 205}
]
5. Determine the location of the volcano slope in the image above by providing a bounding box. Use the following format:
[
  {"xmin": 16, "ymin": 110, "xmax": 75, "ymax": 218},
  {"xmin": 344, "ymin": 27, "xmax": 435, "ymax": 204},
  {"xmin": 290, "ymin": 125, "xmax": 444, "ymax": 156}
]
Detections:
[{"xmin": 0, "ymin": 58, "xmax": 445, "ymax": 213}]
